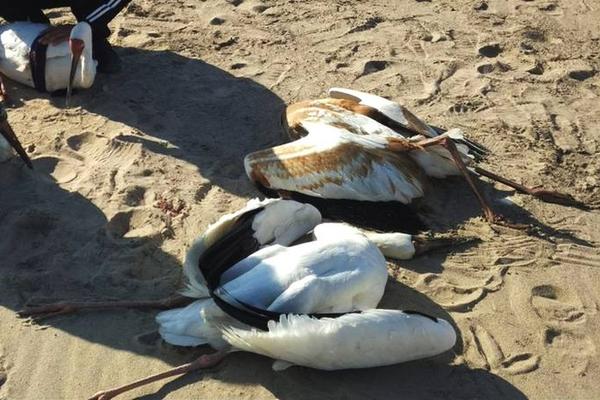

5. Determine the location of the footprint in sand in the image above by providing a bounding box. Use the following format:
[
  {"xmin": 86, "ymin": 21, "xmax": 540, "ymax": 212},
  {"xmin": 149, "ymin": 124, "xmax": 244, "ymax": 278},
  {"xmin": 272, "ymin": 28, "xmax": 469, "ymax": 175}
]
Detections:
[
  {"xmin": 552, "ymin": 244, "xmax": 600, "ymax": 269},
  {"xmin": 542, "ymin": 328, "xmax": 596, "ymax": 368},
  {"xmin": 466, "ymin": 324, "xmax": 540, "ymax": 375},
  {"xmin": 68, "ymin": 132, "xmax": 143, "ymax": 164},
  {"xmin": 510, "ymin": 276, "xmax": 594, "ymax": 330},
  {"xmin": 447, "ymin": 98, "xmax": 488, "ymax": 114},
  {"xmin": 415, "ymin": 266, "xmax": 507, "ymax": 312},
  {"xmin": 359, "ymin": 60, "xmax": 391, "ymax": 77},
  {"xmin": 35, "ymin": 156, "xmax": 80, "ymax": 184},
  {"xmin": 476, "ymin": 61, "xmax": 510, "ymax": 74},
  {"xmin": 477, "ymin": 43, "xmax": 502, "ymax": 58},
  {"xmin": 66, "ymin": 132, "xmax": 102, "ymax": 158},
  {"xmin": 255, "ymin": 62, "xmax": 292, "ymax": 89},
  {"xmin": 105, "ymin": 209, "xmax": 166, "ymax": 244},
  {"xmin": 511, "ymin": 279, "xmax": 596, "ymax": 374},
  {"xmin": 531, "ymin": 284, "xmax": 586, "ymax": 326},
  {"xmin": 119, "ymin": 185, "xmax": 148, "ymax": 207}
]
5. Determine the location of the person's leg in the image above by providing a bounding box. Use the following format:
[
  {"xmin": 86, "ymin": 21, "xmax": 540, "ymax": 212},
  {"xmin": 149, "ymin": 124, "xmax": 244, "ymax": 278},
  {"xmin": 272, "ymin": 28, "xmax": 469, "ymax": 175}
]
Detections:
[
  {"xmin": 1, "ymin": 1, "xmax": 50, "ymax": 24},
  {"xmin": 69, "ymin": 0, "xmax": 132, "ymax": 38}
]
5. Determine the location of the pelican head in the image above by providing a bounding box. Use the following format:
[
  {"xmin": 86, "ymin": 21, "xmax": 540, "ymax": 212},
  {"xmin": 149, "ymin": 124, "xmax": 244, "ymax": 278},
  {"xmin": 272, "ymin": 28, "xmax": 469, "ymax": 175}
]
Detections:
[{"xmin": 66, "ymin": 22, "xmax": 93, "ymax": 107}]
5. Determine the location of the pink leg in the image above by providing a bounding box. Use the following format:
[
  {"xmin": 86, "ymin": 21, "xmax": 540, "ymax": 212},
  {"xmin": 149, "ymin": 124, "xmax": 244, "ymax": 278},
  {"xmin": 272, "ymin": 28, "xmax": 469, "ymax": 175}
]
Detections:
[
  {"xmin": 415, "ymin": 136, "xmax": 527, "ymax": 229},
  {"xmin": 473, "ymin": 166, "xmax": 587, "ymax": 210},
  {"xmin": 18, "ymin": 294, "xmax": 194, "ymax": 321},
  {"xmin": 88, "ymin": 350, "xmax": 228, "ymax": 400}
]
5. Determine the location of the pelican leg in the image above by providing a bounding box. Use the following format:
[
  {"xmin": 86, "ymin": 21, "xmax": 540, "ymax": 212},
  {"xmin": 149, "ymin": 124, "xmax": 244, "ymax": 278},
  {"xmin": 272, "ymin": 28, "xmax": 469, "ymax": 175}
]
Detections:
[
  {"xmin": 88, "ymin": 350, "xmax": 228, "ymax": 400},
  {"xmin": 473, "ymin": 166, "xmax": 588, "ymax": 210},
  {"xmin": 0, "ymin": 73, "xmax": 8, "ymax": 102},
  {"xmin": 18, "ymin": 294, "xmax": 193, "ymax": 322},
  {"xmin": 416, "ymin": 136, "xmax": 527, "ymax": 229},
  {"xmin": 412, "ymin": 233, "xmax": 480, "ymax": 256},
  {"xmin": 0, "ymin": 113, "xmax": 33, "ymax": 169}
]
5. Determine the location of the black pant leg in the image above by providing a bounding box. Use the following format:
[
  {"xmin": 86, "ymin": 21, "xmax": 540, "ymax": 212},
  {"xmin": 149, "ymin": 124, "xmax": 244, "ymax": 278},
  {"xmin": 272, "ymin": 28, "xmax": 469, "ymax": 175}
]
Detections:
[
  {"xmin": 69, "ymin": 0, "xmax": 132, "ymax": 40},
  {"xmin": 35, "ymin": 0, "xmax": 131, "ymax": 41},
  {"xmin": 0, "ymin": 3, "xmax": 50, "ymax": 23}
]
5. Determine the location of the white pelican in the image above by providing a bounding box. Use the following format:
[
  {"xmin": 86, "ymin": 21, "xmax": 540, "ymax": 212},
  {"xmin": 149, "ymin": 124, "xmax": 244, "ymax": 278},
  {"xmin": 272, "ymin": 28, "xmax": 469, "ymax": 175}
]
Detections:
[
  {"xmin": 246, "ymin": 88, "xmax": 585, "ymax": 231},
  {"xmin": 0, "ymin": 21, "xmax": 96, "ymax": 105},
  {"xmin": 19, "ymin": 199, "xmax": 456, "ymax": 400},
  {"xmin": 0, "ymin": 102, "xmax": 32, "ymax": 167}
]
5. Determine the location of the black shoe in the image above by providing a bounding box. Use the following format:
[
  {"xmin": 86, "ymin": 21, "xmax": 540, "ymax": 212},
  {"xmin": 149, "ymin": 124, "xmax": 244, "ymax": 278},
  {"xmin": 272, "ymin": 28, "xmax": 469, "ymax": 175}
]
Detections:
[{"xmin": 93, "ymin": 39, "xmax": 122, "ymax": 74}]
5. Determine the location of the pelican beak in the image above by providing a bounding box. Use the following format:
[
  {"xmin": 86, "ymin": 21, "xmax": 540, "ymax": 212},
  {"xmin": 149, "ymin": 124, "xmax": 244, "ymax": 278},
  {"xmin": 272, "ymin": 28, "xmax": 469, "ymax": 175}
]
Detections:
[
  {"xmin": 0, "ymin": 118, "xmax": 33, "ymax": 169},
  {"xmin": 66, "ymin": 38, "xmax": 85, "ymax": 108}
]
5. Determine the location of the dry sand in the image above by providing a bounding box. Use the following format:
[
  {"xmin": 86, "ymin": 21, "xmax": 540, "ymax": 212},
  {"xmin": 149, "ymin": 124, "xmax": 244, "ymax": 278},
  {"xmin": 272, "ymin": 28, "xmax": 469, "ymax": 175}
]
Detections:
[{"xmin": 1, "ymin": 0, "xmax": 599, "ymax": 398}]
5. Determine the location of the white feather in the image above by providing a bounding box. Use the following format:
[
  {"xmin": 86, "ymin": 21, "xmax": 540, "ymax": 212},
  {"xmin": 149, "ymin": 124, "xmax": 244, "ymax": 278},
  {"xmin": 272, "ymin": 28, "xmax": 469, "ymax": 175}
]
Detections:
[
  {"xmin": 221, "ymin": 309, "xmax": 456, "ymax": 370},
  {"xmin": 328, "ymin": 87, "xmax": 438, "ymax": 137},
  {"xmin": 159, "ymin": 214, "xmax": 388, "ymax": 349},
  {"xmin": 245, "ymin": 121, "xmax": 426, "ymax": 203},
  {"xmin": 158, "ymin": 200, "xmax": 452, "ymax": 372},
  {"xmin": 180, "ymin": 198, "xmax": 321, "ymax": 297},
  {"xmin": 156, "ymin": 299, "xmax": 227, "ymax": 348}
]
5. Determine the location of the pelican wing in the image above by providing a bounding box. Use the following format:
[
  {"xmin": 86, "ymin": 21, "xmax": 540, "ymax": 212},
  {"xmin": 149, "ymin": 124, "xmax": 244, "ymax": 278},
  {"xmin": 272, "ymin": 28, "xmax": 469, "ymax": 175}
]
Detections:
[
  {"xmin": 286, "ymin": 99, "xmax": 408, "ymax": 140},
  {"xmin": 328, "ymin": 87, "xmax": 490, "ymax": 159},
  {"xmin": 328, "ymin": 87, "xmax": 438, "ymax": 138},
  {"xmin": 221, "ymin": 309, "xmax": 457, "ymax": 371},
  {"xmin": 245, "ymin": 122, "xmax": 425, "ymax": 203}
]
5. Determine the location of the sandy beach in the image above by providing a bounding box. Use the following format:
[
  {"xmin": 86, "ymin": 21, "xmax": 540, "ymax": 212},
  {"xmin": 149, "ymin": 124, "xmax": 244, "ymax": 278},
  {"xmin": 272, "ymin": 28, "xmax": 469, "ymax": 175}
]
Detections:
[{"xmin": 1, "ymin": 0, "xmax": 599, "ymax": 398}]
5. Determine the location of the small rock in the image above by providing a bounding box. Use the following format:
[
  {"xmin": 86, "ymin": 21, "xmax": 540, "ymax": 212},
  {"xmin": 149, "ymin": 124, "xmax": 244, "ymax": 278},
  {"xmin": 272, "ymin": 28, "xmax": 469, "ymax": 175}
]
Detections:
[
  {"xmin": 477, "ymin": 61, "xmax": 510, "ymax": 74},
  {"xmin": 214, "ymin": 36, "xmax": 238, "ymax": 50},
  {"xmin": 526, "ymin": 61, "xmax": 544, "ymax": 75},
  {"xmin": 361, "ymin": 60, "xmax": 390, "ymax": 75},
  {"xmin": 230, "ymin": 62, "xmax": 246, "ymax": 69},
  {"xmin": 523, "ymin": 29, "xmax": 545, "ymax": 42},
  {"xmin": 419, "ymin": 33, "xmax": 433, "ymax": 41},
  {"xmin": 538, "ymin": 2, "xmax": 557, "ymax": 11},
  {"xmin": 477, "ymin": 63, "xmax": 495, "ymax": 74},
  {"xmin": 253, "ymin": 4, "xmax": 272, "ymax": 13},
  {"xmin": 585, "ymin": 176, "xmax": 597, "ymax": 186},
  {"xmin": 431, "ymin": 32, "xmax": 447, "ymax": 42},
  {"xmin": 226, "ymin": 0, "xmax": 243, "ymax": 5},
  {"xmin": 473, "ymin": 1, "xmax": 488, "ymax": 10},
  {"xmin": 478, "ymin": 43, "xmax": 502, "ymax": 57},
  {"xmin": 520, "ymin": 41, "xmax": 536, "ymax": 54},
  {"xmin": 209, "ymin": 16, "xmax": 225, "ymax": 25}
]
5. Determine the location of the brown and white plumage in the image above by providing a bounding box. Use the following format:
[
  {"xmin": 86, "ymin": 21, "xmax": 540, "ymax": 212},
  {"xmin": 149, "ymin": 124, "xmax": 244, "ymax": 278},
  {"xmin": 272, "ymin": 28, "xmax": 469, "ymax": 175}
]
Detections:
[
  {"xmin": 246, "ymin": 88, "xmax": 586, "ymax": 229},
  {"xmin": 245, "ymin": 91, "xmax": 472, "ymax": 205},
  {"xmin": 246, "ymin": 121, "xmax": 429, "ymax": 203}
]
